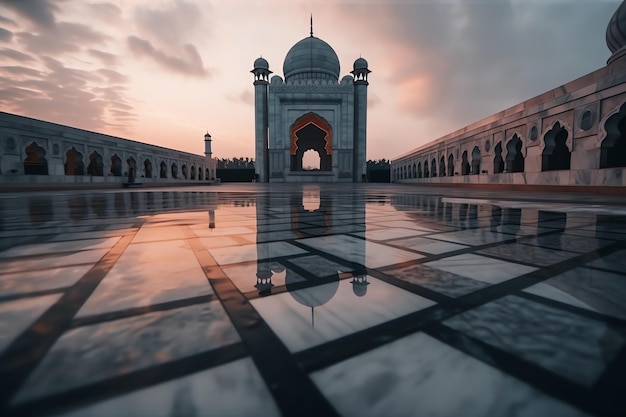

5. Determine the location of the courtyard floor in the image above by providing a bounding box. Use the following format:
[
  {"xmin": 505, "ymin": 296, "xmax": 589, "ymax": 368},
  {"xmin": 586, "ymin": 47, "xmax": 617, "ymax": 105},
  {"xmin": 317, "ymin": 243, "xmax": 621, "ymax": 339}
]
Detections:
[{"xmin": 0, "ymin": 183, "xmax": 625, "ymax": 417}]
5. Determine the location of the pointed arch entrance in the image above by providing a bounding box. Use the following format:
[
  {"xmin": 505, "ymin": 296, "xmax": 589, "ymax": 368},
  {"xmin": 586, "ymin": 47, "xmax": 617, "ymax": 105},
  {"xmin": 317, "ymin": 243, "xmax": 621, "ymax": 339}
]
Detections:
[{"xmin": 290, "ymin": 112, "xmax": 332, "ymax": 171}]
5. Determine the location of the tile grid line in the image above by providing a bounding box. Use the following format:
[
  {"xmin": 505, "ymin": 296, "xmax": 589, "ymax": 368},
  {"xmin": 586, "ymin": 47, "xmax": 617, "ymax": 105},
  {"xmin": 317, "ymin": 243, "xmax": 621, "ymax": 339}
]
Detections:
[
  {"xmin": 185, "ymin": 228, "xmax": 342, "ymax": 417},
  {"xmin": 0, "ymin": 231, "xmax": 137, "ymax": 413}
]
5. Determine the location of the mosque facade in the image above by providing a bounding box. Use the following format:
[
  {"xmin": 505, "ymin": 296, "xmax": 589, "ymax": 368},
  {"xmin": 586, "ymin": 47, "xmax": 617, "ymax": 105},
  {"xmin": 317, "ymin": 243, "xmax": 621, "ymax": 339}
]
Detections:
[
  {"xmin": 391, "ymin": 1, "xmax": 626, "ymax": 189},
  {"xmin": 252, "ymin": 23, "xmax": 370, "ymax": 183}
]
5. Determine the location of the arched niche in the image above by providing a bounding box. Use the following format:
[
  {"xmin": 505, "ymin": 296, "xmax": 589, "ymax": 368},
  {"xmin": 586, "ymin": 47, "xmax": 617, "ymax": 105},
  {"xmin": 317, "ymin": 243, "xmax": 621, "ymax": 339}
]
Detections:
[
  {"xmin": 448, "ymin": 154, "xmax": 454, "ymax": 176},
  {"xmin": 600, "ymin": 102, "xmax": 626, "ymax": 168},
  {"xmin": 542, "ymin": 122, "xmax": 570, "ymax": 171},
  {"xmin": 65, "ymin": 147, "xmax": 84, "ymax": 176},
  {"xmin": 290, "ymin": 112, "xmax": 332, "ymax": 171},
  {"xmin": 493, "ymin": 142, "xmax": 504, "ymax": 174},
  {"xmin": 505, "ymin": 134, "xmax": 524, "ymax": 173},
  {"xmin": 471, "ymin": 146, "xmax": 481, "ymax": 175},
  {"xmin": 24, "ymin": 141, "xmax": 48, "ymax": 175},
  {"xmin": 110, "ymin": 154, "xmax": 122, "ymax": 176},
  {"xmin": 461, "ymin": 151, "xmax": 470, "ymax": 175},
  {"xmin": 88, "ymin": 151, "xmax": 103, "ymax": 176}
]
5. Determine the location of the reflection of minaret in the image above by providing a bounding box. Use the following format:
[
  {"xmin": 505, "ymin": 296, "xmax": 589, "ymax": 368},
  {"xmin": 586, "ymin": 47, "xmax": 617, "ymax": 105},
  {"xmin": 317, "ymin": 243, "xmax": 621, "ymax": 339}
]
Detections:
[
  {"xmin": 208, "ymin": 209, "xmax": 215, "ymax": 230},
  {"xmin": 351, "ymin": 274, "xmax": 370, "ymax": 297},
  {"xmin": 207, "ymin": 192, "xmax": 217, "ymax": 230},
  {"xmin": 255, "ymin": 191, "xmax": 274, "ymax": 295}
]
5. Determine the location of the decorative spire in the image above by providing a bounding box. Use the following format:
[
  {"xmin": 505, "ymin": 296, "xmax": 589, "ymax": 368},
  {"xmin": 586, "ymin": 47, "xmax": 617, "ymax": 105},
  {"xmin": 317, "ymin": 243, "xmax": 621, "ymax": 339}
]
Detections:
[{"xmin": 310, "ymin": 14, "xmax": 313, "ymax": 37}]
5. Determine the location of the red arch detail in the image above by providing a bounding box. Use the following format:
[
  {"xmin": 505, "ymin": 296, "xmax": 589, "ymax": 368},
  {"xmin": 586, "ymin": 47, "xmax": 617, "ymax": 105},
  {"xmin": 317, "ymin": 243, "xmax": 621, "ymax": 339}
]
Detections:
[{"xmin": 290, "ymin": 112, "xmax": 333, "ymax": 156}]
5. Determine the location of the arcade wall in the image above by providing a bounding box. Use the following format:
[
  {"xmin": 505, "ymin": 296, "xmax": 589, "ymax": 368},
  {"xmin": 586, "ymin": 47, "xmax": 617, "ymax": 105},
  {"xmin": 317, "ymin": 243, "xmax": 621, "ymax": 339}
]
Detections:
[
  {"xmin": 0, "ymin": 112, "xmax": 216, "ymax": 187},
  {"xmin": 391, "ymin": 64, "xmax": 626, "ymax": 188}
]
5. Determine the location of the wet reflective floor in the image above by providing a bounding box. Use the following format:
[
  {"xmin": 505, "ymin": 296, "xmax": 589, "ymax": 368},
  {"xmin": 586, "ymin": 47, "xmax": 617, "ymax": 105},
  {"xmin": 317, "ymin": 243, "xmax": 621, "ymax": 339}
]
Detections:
[{"xmin": 0, "ymin": 183, "xmax": 625, "ymax": 417}]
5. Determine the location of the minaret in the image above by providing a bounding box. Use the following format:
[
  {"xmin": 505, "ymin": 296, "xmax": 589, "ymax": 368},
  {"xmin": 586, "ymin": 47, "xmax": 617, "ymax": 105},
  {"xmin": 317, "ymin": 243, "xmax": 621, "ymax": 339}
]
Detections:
[
  {"xmin": 351, "ymin": 58, "xmax": 371, "ymax": 182},
  {"xmin": 204, "ymin": 131, "xmax": 212, "ymax": 158},
  {"xmin": 251, "ymin": 57, "xmax": 272, "ymax": 182},
  {"xmin": 204, "ymin": 131, "xmax": 214, "ymax": 180}
]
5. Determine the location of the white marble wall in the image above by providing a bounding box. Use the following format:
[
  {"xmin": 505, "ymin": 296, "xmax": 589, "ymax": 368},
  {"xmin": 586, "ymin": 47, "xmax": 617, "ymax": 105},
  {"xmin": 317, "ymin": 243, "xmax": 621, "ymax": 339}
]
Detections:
[
  {"xmin": 392, "ymin": 65, "xmax": 626, "ymax": 188},
  {"xmin": 0, "ymin": 112, "xmax": 214, "ymax": 185}
]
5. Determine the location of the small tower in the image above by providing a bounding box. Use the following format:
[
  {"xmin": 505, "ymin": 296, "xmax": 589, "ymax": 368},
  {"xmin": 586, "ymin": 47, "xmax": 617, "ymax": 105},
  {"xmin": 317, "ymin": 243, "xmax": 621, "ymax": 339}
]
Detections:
[
  {"xmin": 252, "ymin": 57, "xmax": 272, "ymax": 182},
  {"xmin": 204, "ymin": 131, "xmax": 212, "ymax": 158},
  {"xmin": 351, "ymin": 57, "xmax": 371, "ymax": 182}
]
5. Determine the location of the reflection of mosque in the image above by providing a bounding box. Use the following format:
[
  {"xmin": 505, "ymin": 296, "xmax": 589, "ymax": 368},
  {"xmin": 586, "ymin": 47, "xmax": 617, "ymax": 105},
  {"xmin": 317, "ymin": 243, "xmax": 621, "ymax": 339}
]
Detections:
[{"xmin": 255, "ymin": 185, "xmax": 369, "ymax": 326}]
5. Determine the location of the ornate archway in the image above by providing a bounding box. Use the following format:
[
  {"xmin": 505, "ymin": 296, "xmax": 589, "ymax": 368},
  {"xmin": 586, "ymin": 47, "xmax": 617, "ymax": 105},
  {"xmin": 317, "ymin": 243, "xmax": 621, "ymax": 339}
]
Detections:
[{"xmin": 290, "ymin": 112, "xmax": 332, "ymax": 171}]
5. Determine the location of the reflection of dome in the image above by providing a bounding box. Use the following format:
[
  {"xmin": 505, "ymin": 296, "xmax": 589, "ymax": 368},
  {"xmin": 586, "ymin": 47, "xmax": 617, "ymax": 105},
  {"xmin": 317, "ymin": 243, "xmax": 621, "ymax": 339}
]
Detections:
[
  {"xmin": 351, "ymin": 275, "xmax": 369, "ymax": 297},
  {"xmin": 353, "ymin": 57, "xmax": 368, "ymax": 71},
  {"xmin": 253, "ymin": 57, "xmax": 269, "ymax": 70},
  {"xmin": 285, "ymin": 270, "xmax": 339, "ymax": 307},
  {"xmin": 283, "ymin": 36, "xmax": 340, "ymax": 82}
]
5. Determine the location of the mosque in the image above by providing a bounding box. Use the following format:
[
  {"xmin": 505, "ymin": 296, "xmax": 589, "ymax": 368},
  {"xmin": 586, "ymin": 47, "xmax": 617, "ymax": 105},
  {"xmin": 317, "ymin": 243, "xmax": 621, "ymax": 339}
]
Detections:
[
  {"xmin": 391, "ymin": 1, "xmax": 626, "ymax": 190},
  {"xmin": 251, "ymin": 20, "xmax": 371, "ymax": 183}
]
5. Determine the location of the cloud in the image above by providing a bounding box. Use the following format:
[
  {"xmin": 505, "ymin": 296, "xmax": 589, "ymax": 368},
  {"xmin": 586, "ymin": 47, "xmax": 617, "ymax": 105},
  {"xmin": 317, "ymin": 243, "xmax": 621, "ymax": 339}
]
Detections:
[
  {"xmin": 86, "ymin": 2, "xmax": 122, "ymax": 22},
  {"xmin": 0, "ymin": 28, "xmax": 12, "ymax": 42},
  {"xmin": 0, "ymin": 16, "xmax": 17, "ymax": 26},
  {"xmin": 16, "ymin": 21, "xmax": 110, "ymax": 55},
  {"xmin": 336, "ymin": 1, "xmax": 617, "ymax": 135},
  {"xmin": 0, "ymin": 48, "xmax": 34, "ymax": 62},
  {"xmin": 0, "ymin": 57, "xmax": 137, "ymax": 132},
  {"xmin": 88, "ymin": 49, "xmax": 117, "ymax": 66},
  {"xmin": 1, "ymin": 0, "xmax": 61, "ymax": 28},
  {"xmin": 127, "ymin": 35, "xmax": 207, "ymax": 77},
  {"xmin": 95, "ymin": 68, "xmax": 127, "ymax": 84},
  {"xmin": 133, "ymin": 1, "xmax": 204, "ymax": 48},
  {"xmin": 227, "ymin": 90, "xmax": 254, "ymax": 106}
]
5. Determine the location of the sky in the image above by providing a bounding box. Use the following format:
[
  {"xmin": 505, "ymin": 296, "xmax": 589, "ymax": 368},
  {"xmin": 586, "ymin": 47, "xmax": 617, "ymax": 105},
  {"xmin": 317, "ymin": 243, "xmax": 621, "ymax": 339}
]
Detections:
[{"xmin": 0, "ymin": 0, "xmax": 621, "ymax": 161}]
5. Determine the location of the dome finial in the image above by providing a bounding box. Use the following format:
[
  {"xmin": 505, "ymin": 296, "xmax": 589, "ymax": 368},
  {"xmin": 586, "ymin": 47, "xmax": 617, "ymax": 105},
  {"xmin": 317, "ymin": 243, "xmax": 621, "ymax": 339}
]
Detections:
[{"xmin": 310, "ymin": 14, "xmax": 313, "ymax": 37}]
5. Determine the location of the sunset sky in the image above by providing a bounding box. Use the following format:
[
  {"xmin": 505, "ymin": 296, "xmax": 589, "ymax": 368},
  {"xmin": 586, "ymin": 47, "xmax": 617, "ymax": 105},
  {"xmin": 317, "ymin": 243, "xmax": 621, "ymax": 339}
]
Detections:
[{"xmin": 0, "ymin": 0, "xmax": 620, "ymax": 161}]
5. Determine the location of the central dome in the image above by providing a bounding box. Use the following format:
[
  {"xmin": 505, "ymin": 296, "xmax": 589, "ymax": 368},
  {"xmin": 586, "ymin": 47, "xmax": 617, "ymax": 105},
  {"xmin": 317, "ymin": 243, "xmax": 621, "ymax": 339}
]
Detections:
[{"xmin": 283, "ymin": 36, "xmax": 340, "ymax": 82}]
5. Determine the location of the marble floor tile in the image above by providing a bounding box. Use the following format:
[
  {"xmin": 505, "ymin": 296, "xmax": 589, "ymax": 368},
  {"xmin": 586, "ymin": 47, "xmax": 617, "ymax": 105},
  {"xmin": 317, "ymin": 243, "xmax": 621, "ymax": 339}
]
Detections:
[
  {"xmin": 523, "ymin": 267, "xmax": 626, "ymax": 319},
  {"xmin": 77, "ymin": 240, "xmax": 212, "ymax": 317},
  {"xmin": 388, "ymin": 264, "xmax": 489, "ymax": 297},
  {"xmin": 0, "ymin": 249, "xmax": 109, "ymax": 274},
  {"xmin": 368, "ymin": 220, "xmax": 437, "ymax": 231},
  {"xmin": 297, "ymin": 235, "xmax": 423, "ymax": 269},
  {"xmin": 585, "ymin": 249, "xmax": 626, "ymax": 273},
  {"xmin": 131, "ymin": 226, "xmax": 192, "ymax": 243},
  {"xmin": 311, "ymin": 332, "xmax": 588, "ymax": 417},
  {"xmin": 222, "ymin": 261, "xmax": 306, "ymax": 294},
  {"xmin": 428, "ymin": 228, "xmax": 516, "ymax": 246},
  {"xmin": 208, "ymin": 241, "xmax": 306, "ymax": 266},
  {"xmin": 0, "ymin": 237, "xmax": 121, "ymax": 258},
  {"xmin": 478, "ymin": 243, "xmax": 580, "ymax": 266},
  {"xmin": 53, "ymin": 357, "xmax": 281, "ymax": 417},
  {"xmin": 47, "ymin": 230, "xmax": 134, "ymax": 242},
  {"xmin": 251, "ymin": 277, "xmax": 435, "ymax": 352},
  {"xmin": 424, "ymin": 254, "xmax": 537, "ymax": 284},
  {"xmin": 190, "ymin": 226, "xmax": 256, "ymax": 238},
  {"xmin": 196, "ymin": 235, "xmax": 243, "ymax": 249},
  {"xmin": 0, "ymin": 265, "xmax": 93, "ymax": 296},
  {"xmin": 443, "ymin": 295, "xmax": 624, "ymax": 387},
  {"xmin": 0, "ymin": 294, "xmax": 62, "ymax": 354},
  {"xmin": 389, "ymin": 236, "xmax": 469, "ymax": 254},
  {"xmin": 14, "ymin": 301, "xmax": 240, "ymax": 403},
  {"xmin": 287, "ymin": 255, "xmax": 354, "ymax": 277},
  {"xmin": 521, "ymin": 234, "xmax": 614, "ymax": 253},
  {"xmin": 355, "ymin": 227, "xmax": 430, "ymax": 241}
]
